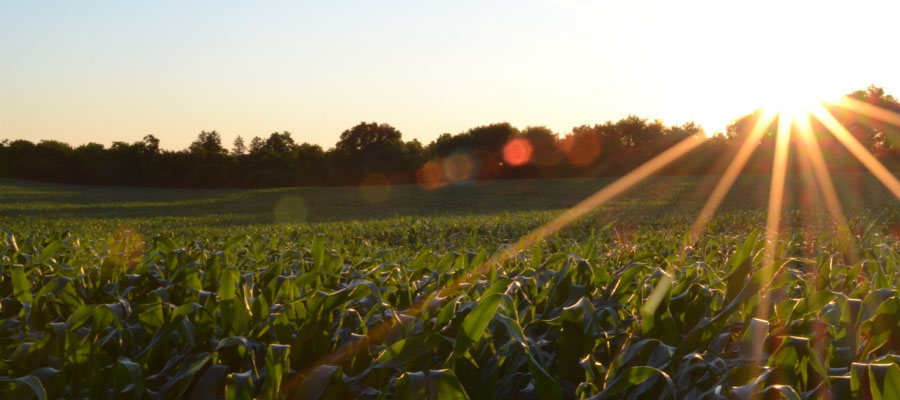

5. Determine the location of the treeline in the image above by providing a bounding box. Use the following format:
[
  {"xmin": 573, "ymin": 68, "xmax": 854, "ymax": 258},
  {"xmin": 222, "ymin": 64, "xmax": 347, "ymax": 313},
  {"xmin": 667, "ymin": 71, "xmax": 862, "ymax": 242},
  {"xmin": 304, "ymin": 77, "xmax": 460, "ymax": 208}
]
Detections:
[
  {"xmin": 0, "ymin": 119, "xmax": 721, "ymax": 188},
  {"xmin": 1, "ymin": 85, "xmax": 898, "ymax": 188}
]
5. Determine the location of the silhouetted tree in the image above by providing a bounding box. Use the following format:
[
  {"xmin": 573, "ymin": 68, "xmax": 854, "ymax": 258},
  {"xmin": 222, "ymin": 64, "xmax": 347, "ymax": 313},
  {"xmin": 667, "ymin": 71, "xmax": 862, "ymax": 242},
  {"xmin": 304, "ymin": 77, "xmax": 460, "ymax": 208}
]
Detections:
[
  {"xmin": 3, "ymin": 84, "xmax": 899, "ymax": 188},
  {"xmin": 185, "ymin": 131, "xmax": 231, "ymax": 187},
  {"xmin": 233, "ymin": 136, "xmax": 246, "ymax": 155},
  {"xmin": 190, "ymin": 131, "xmax": 227, "ymax": 154},
  {"xmin": 263, "ymin": 132, "xmax": 297, "ymax": 153},
  {"xmin": 142, "ymin": 135, "xmax": 160, "ymax": 154},
  {"xmin": 521, "ymin": 126, "xmax": 563, "ymax": 176},
  {"xmin": 248, "ymin": 136, "xmax": 265, "ymax": 154},
  {"xmin": 333, "ymin": 122, "xmax": 407, "ymax": 184}
]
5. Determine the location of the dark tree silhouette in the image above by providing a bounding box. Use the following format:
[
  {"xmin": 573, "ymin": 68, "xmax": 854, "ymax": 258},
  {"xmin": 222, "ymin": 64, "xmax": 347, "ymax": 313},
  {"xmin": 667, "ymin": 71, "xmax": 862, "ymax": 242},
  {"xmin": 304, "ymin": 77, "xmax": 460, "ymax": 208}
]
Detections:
[
  {"xmin": 263, "ymin": 132, "xmax": 297, "ymax": 153},
  {"xmin": 248, "ymin": 136, "xmax": 265, "ymax": 154},
  {"xmin": 190, "ymin": 131, "xmax": 227, "ymax": 154},
  {"xmin": 142, "ymin": 135, "xmax": 160, "ymax": 154},
  {"xmin": 233, "ymin": 136, "xmax": 246, "ymax": 155},
  {"xmin": 332, "ymin": 122, "xmax": 407, "ymax": 184},
  {"xmin": 2, "ymin": 85, "xmax": 898, "ymax": 188}
]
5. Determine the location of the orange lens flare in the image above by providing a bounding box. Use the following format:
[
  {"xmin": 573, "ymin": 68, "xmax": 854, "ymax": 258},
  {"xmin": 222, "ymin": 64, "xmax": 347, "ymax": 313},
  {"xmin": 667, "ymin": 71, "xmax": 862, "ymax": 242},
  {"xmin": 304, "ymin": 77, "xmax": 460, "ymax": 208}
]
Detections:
[
  {"xmin": 753, "ymin": 111, "xmax": 792, "ymax": 361},
  {"xmin": 502, "ymin": 138, "xmax": 533, "ymax": 166},
  {"xmin": 810, "ymin": 103, "xmax": 900, "ymax": 201},
  {"xmin": 287, "ymin": 97, "xmax": 900, "ymax": 397},
  {"xmin": 287, "ymin": 133, "xmax": 706, "ymax": 395},
  {"xmin": 832, "ymin": 96, "xmax": 900, "ymax": 127},
  {"xmin": 794, "ymin": 112, "xmax": 855, "ymax": 260},
  {"xmin": 416, "ymin": 159, "xmax": 448, "ymax": 190},
  {"xmin": 557, "ymin": 132, "xmax": 601, "ymax": 166},
  {"xmin": 690, "ymin": 109, "xmax": 777, "ymax": 240}
]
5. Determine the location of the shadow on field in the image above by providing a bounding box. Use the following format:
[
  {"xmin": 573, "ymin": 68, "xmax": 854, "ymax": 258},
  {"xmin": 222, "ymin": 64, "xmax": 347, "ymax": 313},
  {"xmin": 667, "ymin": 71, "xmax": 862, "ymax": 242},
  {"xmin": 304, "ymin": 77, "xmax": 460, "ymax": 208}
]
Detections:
[
  {"xmin": 0, "ymin": 176, "xmax": 722, "ymax": 224},
  {"xmin": 4, "ymin": 173, "xmax": 888, "ymax": 227}
]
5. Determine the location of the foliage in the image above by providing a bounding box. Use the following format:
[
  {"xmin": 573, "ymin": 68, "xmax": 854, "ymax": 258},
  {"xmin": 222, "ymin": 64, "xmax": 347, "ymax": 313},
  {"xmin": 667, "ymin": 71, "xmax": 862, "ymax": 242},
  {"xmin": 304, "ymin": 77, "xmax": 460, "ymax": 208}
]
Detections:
[{"xmin": 4, "ymin": 175, "xmax": 900, "ymax": 397}]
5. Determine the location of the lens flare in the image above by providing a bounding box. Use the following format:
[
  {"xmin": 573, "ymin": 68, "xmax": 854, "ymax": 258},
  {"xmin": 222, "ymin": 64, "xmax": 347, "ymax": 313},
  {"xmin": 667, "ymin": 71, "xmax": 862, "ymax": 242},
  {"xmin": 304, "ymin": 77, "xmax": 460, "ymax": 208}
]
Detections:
[
  {"xmin": 359, "ymin": 173, "xmax": 392, "ymax": 204},
  {"xmin": 752, "ymin": 111, "xmax": 792, "ymax": 363},
  {"xmin": 273, "ymin": 195, "xmax": 308, "ymax": 222},
  {"xmin": 502, "ymin": 138, "xmax": 533, "ymax": 166},
  {"xmin": 288, "ymin": 133, "xmax": 705, "ymax": 395},
  {"xmin": 810, "ymin": 103, "xmax": 900, "ymax": 201},
  {"xmin": 558, "ymin": 132, "xmax": 601, "ymax": 166},
  {"xmin": 832, "ymin": 96, "xmax": 900, "ymax": 127},
  {"xmin": 690, "ymin": 109, "xmax": 778, "ymax": 240},
  {"xmin": 416, "ymin": 159, "xmax": 448, "ymax": 190},
  {"xmin": 442, "ymin": 152, "xmax": 475, "ymax": 182},
  {"xmin": 794, "ymin": 112, "xmax": 855, "ymax": 261},
  {"xmin": 107, "ymin": 228, "xmax": 144, "ymax": 270},
  {"xmin": 290, "ymin": 90, "xmax": 900, "ymax": 398}
]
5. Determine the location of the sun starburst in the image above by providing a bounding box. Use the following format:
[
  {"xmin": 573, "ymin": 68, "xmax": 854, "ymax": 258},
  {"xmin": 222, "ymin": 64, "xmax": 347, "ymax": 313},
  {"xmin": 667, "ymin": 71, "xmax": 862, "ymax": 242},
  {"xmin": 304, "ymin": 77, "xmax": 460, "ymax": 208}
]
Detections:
[{"xmin": 291, "ymin": 90, "xmax": 900, "ymax": 396}]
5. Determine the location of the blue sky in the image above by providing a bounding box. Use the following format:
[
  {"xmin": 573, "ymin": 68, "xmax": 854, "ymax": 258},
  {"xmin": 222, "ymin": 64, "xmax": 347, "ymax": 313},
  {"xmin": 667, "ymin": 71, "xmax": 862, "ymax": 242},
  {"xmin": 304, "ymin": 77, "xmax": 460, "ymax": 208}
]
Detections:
[{"xmin": 1, "ymin": 0, "xmax": 894, "ymax": 149}]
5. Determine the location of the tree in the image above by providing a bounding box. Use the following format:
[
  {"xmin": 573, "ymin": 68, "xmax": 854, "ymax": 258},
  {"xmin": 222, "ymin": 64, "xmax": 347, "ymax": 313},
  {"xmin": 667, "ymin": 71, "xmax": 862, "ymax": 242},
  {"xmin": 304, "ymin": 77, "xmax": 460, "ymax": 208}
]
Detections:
[
  {"xmin": 404, "ymin": 138, "xmax": 427, "ymax": 167},
  {"xmin": 335, "ymin": 122, "xmax": 403, "ymax": 153},
  {"xmin": 333, "ymin": 122, "xmax": 406, "ymax": 184},
  {"xmin": 466, "ymin": 122, "xmax": 519, "ymax": 153},
  {"xmin": 521, "ymin": 126, "xmax": 562, "ymax": 168},
  {"xmin": 429, "ymin": 132, "xmax": 482, "ymax": 160},
  {"xmin": 4, "ymin": 84, "xmax": 900, "ymax": 188},
  {"xmin": 249, "ymin": 136, "xmax": 265, "ymax": 154},
  {"xmin": 185, "ymin": 131, "xmax": 231, "ymax": 187},
  {"xmin": 264, "ymin": 131, "xmax": 297, "ymax": 153},
  {"xmin": 838, "ymin": 85, "xmax": 900, "ymax": 151},
  {"xmin": 558, "ymin": 125, "xmax": 603, "ymax": 169},
  {"xmin": 233, "ymin": 136, "xmax": 246, "ymax": 155},
  {"xmin": 142, "ymin": 135, "xmax": 160, "ymax": 154},
  {"xmin": 189, "ymin": 131, "xmax": 227, "ymax": 154}
]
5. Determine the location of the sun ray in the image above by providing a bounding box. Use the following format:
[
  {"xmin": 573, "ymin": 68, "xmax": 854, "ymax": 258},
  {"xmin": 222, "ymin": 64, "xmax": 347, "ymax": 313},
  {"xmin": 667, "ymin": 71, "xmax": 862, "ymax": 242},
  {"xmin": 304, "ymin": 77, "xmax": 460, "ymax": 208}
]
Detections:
[
  {"xmin": 809, "ymin": 103, "xmax": 900, "ymax": 201},
  {"xmin": 754, "ymin": 112, "xmax": 792, "ymax": 354},
  {"xmin": 792, "ymin": 125, "xmax": 826, "ymax": 257},
  {"xmin": 482, "ymin": 133, "xmax": 708, "ymax": 267},
  {"xmin": 287, "ymin": 133, "xmax": 707, "ymax": 394},
  {"xmin": 794, "ymin": 111, "xmax": 856, "ymax": 261},
  {"xmin": 831, "ymin": 96, "xmax": 900, "ymax": 127},
  {"xmin": 689, "ymin": 109, "xmax": 778, "ymax": 240}
]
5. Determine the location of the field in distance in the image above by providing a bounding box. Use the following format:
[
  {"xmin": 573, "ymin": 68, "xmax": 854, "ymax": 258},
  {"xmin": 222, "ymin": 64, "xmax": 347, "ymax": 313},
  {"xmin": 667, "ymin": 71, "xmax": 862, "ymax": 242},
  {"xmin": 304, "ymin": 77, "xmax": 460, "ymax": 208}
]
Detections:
[
  {"xmin": 3, "ymin": 173, "xmax": 900, "ymax": 398},
  {"xmin": 2, "ymin": 173, "xmax": 894, "ymax": 233}
]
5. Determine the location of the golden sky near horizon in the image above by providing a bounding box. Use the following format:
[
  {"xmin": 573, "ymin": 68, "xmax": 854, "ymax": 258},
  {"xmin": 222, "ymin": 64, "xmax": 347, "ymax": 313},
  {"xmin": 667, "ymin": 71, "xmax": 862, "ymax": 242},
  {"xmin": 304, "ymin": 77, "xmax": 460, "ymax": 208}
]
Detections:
[{"xmin": 1, "ymin": 0, "xmax": 895, "ymax": 150}]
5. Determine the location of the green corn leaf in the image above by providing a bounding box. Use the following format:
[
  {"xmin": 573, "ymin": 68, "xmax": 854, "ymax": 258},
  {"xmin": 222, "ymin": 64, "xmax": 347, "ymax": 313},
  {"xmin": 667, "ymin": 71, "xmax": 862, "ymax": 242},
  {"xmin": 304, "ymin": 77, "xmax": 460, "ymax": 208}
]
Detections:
[
  {"xmin": 454, "ymin": 293, "xmax": 501, "ymax": 356},
  {"xmin": 10, "ymin": 265, "xmax": 32, "ymax": 303}
]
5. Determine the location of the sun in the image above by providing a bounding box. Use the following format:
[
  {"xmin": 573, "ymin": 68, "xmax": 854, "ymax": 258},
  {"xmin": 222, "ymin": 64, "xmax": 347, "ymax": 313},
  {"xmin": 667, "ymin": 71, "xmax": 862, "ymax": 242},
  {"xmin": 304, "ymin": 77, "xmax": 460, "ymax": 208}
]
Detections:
[
  {"xmin": 769, "ymin": 93, "xmax": 815, "ymax": 121},
  {"xmin": 764, "ymin": 80, "xmax": 826, "ymax": 122},
  {"xmin": 687, "ymin": 77, "xmax": 834, "ymax": 138}
]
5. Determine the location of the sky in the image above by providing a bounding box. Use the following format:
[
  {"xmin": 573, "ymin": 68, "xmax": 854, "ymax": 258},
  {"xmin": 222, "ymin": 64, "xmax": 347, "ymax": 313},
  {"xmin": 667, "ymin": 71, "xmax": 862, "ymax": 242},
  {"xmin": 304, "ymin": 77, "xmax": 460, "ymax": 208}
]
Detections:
[{"xmin": 1, "ymin": 0, "xmax": 897, "ymax": 150}]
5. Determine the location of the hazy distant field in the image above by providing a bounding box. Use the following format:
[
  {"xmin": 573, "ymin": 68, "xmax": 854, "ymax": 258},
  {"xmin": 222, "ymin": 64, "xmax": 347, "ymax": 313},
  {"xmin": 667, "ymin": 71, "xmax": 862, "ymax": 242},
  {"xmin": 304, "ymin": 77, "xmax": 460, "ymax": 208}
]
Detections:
[
  {"xmin": 3, "ymin": 172, "xmax": 894, "ymax": 233},
  {"xmin": 4, "ymin": 174, "xmax": 900, "ymax": 398}
]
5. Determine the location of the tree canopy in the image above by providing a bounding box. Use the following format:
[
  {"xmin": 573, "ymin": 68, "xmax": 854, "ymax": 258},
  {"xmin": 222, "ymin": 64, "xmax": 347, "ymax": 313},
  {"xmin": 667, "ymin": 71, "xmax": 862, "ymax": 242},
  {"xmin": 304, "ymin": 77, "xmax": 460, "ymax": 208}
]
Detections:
[{"xmin": 1, "ymin": 86, "xmax": 898, "ymax": 188}]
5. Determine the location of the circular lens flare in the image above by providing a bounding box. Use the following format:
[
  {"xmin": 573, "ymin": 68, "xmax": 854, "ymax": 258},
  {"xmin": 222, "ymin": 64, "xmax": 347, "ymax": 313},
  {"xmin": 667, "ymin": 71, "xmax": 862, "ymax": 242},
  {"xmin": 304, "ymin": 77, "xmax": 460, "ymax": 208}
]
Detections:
[
  {"xmin": 360, "ymin": 173, "xmax": 392, "ymax": 204},
  {"xmin": 442, "ymin": 153, "xmax": 474, "ymax": 182},
  {"xmin": 107, "ymin": 228, "xmax": 144, "ymax": 270},
  {"xmin": 558, "ymin": 133, "xmax": 600, "ymax": 166},
  {"xmin": 274, "ymin": 195, "xmax": 308, "ymax": 222},
  {"xmin": 417, "ymin": 160, "xmax": 447, "ymax": 190},
  {"xmin": 502, "ymin": 138, "xmax": 533, "ymax": 166}
]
